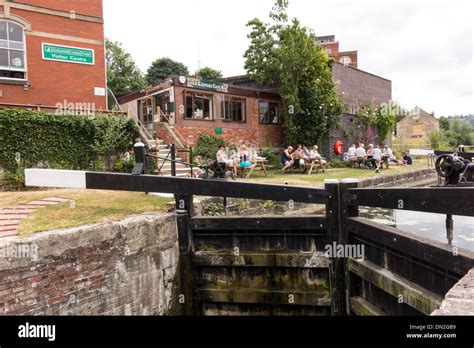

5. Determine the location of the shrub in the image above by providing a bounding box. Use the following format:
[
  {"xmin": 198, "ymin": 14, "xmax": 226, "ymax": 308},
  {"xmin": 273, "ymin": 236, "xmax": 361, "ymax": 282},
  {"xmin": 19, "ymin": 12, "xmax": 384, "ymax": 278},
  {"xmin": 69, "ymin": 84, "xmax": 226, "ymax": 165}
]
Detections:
[
  {"xmin": 192, "ymin": 134, "xmax": 234, "ymax": 163},
  {"xmin": 330, "ymin": 159, "xmax": 350, "ymax": 168},
  {"xmin": 259, "ymin": 143, "xmax": 281, "ymax": 168},
  {"xmin": 0, "ymin": 110, "xmax": 138, "ymax": 174}
]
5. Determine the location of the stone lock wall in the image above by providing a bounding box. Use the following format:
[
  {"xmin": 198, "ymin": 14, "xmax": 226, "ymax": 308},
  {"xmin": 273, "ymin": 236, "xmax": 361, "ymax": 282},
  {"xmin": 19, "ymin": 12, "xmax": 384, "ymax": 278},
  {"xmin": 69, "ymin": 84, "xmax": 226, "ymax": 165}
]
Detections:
[{"xmin": 0, "ymin": 213, "xmax": 181, "ymax": 316}]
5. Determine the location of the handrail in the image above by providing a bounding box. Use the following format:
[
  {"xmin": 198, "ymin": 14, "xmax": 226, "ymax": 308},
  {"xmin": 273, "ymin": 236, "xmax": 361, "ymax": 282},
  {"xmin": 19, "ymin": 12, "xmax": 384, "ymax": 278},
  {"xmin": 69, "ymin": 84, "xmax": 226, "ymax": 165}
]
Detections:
[{"xmin": 158, "ymin": 109, "xmax": 188, "ymax": 148}]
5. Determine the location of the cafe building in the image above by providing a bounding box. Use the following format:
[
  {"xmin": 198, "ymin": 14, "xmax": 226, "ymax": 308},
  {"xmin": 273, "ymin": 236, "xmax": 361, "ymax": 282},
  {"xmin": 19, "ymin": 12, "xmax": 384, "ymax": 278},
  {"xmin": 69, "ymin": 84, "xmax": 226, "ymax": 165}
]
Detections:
[{"xmin": 118, "ymin": 76, "xmax": 284, "ymax": 148}]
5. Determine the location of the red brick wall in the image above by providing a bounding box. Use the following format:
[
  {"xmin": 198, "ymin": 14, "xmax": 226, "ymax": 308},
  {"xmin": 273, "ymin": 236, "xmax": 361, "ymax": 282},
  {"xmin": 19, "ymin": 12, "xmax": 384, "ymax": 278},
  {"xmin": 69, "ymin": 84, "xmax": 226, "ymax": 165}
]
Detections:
[
  {"xmin": 0, "ymin": 214, "xmax": 180, "ymax": 316},
  {"xmin": 0, "ymin": 2, "xmax": 106, "ymax": 109},
  {"xmin": 156, "ymin": 87, "xmax": 284, "ymax": 148},
  {"xmin": 13, "ymin": 0, "xmax": 103, "ymax": 18}
]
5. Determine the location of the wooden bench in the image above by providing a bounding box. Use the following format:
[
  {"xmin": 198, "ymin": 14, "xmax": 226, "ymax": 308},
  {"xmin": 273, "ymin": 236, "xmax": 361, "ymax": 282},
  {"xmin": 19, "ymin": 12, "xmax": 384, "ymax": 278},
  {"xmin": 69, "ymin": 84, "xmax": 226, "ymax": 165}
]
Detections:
[{"xmin": 304, "ymin": 160, "xmax": 327, "ymax": 175}]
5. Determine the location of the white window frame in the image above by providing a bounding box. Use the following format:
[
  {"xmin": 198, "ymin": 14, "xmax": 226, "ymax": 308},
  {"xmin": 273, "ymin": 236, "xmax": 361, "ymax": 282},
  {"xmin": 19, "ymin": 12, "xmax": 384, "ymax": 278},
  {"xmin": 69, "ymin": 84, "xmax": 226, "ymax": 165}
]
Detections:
[{"xmin": 0, "ymin": 20, "xmax": 28, "ymax": 81}]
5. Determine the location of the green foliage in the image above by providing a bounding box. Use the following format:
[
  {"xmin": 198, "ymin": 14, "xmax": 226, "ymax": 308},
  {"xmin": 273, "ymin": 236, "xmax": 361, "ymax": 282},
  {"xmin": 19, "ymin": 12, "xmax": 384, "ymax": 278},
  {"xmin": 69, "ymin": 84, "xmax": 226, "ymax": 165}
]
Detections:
[
  {"xmin": 330, "ymin": 159, "xmax": 350, "ymax": 168},
  {"xmin": 448, "ymin": 118, "xmax": 473, "ymax": 146},
  {"xmin": 0, "ymin": 110, "xmax": 138, "ymax": 174},
  {"xmin": 195, "ymin": 66, "xmax": 223, "ymax": 81},
  {"xmin": 356, "ymin": 104, "xmax": 396, "ymax": 143},
  {"xmin": 146, "ymin": 57, "xmax": 189, "ymax": 86},
  {"xmin": 258, "ymin": 143, "xmax": 281, "ymax": 168},
  {"xmin": 193, "ymin": 134, "xmax": 233, "ymax": 162},
  {"xmin": 203, "ymin": 203, "xmax": 225, "ymax": 216},
  {"xmin": 106, "ymin": 39, "xmax": 146, "ymax": 96},
  {"xmin": 439, "ymin": 116, "xmax": 450, "ymax": 132},
  {"xmin": 113, "ymin": 156, "xmax": 135, "ymax": 173},
  {"xmin": 426, "ymin": 130, "xmax": 447, "ymax": 150},
  {"xmin": 3, "ymin": 167, "xmax": 26, "ymax": 191},
  {"xmin": 258, "ymin": 200, "xmax": 276, "ymax": 213},
  {"xmin": 244, "ymin": 0, "xmax": 342, "ymax": 146}
]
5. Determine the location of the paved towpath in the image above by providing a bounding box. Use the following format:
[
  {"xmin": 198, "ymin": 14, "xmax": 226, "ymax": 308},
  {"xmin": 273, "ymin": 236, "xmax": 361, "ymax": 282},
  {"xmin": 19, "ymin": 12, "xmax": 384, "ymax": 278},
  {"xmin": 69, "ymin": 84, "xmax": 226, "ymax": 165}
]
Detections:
[{"xmin": 0, "ymin": 197, "xmax": 72, "ymax": 238}]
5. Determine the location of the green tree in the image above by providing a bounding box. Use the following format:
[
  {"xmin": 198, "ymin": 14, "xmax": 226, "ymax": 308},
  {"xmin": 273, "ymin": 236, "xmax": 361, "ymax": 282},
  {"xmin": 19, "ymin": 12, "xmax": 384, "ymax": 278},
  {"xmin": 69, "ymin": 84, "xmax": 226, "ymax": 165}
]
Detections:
[
  {"xmin": 106, "ymin": 39, "xmax": 146, "ymax": 96},
  {"xmin": 449, "ymin": 118, "xmax": 473, "ymax": 145},
  {"xmin": 195, "ymin": 66, "xmax": 223, "ymax": 80},
  {"xmin": 439, "ymin": 116, "xmax": 450, "ymax": 131},
  {"xmin": 146, "ymin": 57, "xmax": 189, "ymax": 86},
  {"xmin": 244, "ymin": 0, "xmax": 342, "ymax": 146}
]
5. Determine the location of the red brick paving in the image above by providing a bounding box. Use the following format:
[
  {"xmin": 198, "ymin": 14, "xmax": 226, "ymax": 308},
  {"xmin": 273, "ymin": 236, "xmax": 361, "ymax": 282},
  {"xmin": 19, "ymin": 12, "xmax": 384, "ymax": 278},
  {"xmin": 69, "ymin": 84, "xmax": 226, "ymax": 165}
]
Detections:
[{"xmin": 0, "ymin": 197, "xmax": 73, "ymax": 238}]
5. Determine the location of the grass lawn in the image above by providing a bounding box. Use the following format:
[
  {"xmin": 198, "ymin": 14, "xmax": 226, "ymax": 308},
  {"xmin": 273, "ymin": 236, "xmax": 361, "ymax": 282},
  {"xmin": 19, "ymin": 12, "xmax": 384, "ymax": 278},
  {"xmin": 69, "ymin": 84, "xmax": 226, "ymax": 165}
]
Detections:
[
  {"xmin": 0, "ymin": 159, "xmax": 429, "ymax": 235},
  {"xmin": 241, "ymin": 159, "xmax": 427, "ymax": 186},
  {"xmin": 0, "ymin": 189, "xmax": 171, "ymax": 235}
]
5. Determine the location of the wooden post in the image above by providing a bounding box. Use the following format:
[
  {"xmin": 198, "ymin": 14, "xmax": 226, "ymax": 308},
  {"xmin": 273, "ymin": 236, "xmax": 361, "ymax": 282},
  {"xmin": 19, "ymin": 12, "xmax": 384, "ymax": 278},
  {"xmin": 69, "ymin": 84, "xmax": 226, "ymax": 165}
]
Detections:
[
  {"xmin": 446, "ymin": 214, "xmax": 454, "ymax": 245},
  {"xmin": 171, "ymin": 144, "xmax": 177, "ymax": 177},
  {"xmin": 189, "ymin": 146, "xmax": 194, "ymax": 177},
  {"xmin": 175, "ymin": 194, "xmax": 197, "ymax": 315},
  {"xmin": 340, "ymin": 179, "xmax": 359, "ymax": 315},
  {"xmin": 325, "ymin": 179, "xmax": 343, "ymax": 315}
]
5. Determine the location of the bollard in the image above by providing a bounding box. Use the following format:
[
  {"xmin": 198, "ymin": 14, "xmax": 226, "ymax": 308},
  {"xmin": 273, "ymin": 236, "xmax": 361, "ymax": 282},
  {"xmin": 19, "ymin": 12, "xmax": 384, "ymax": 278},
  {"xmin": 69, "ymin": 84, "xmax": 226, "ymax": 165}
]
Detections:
[{"xmin": 132, "ymin": 141, "xmax": 146, "ymax": 175}]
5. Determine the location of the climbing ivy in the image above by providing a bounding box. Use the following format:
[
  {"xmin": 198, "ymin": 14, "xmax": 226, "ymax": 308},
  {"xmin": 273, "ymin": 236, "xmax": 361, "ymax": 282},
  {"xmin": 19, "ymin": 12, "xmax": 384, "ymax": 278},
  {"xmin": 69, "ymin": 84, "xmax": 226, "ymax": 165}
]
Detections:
[
  {"xmin": 356, "ymin": 104, "xmax": 396, "ymax": 143},
  {"xmin": 0, "ymin": 110, "xmax": 138, "ymax": 173}
]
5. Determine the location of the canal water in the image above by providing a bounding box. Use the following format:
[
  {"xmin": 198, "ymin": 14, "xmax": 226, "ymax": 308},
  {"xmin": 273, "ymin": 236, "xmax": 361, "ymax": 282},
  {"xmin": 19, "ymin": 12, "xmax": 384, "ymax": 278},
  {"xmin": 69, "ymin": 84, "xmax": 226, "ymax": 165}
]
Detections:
[{"xmin": 360, "ymin": 207, "xmax": 474, "ymax": 251}]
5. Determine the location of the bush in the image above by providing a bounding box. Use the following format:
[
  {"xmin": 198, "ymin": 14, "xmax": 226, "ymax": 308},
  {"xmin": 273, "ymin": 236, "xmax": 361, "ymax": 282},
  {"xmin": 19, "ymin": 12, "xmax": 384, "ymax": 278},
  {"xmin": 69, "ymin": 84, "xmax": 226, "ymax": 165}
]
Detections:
[
  {"xmin": 113, "ymin": 156, "xmax": 135, "ymax": 173},
  {"xmin": 330, "ymin": 159, "xmax": 350, "ymax": 168},
  {"xmin": 0, "ymin": 110, "xmax": 139, "ymax": 173},
  {"xmin": 193, "ymin": 134, "xmax": 234, "ymax": 163},
  {"xmin": 259, "ymin": 144, "xmax": 281, "ymax": 168}
]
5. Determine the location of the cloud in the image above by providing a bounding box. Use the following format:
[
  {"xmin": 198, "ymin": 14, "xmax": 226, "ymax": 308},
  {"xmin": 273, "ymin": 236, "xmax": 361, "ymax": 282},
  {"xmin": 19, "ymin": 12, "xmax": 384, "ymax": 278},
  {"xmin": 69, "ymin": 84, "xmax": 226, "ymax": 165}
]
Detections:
[{"xmin": 103, "ymin": 0, "xmax": 473, "ymax": 115}]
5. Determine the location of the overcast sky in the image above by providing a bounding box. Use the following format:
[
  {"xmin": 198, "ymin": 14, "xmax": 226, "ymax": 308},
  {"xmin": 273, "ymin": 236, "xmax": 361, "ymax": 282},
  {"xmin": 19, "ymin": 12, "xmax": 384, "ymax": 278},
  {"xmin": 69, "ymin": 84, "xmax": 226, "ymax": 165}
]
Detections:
[{"xmin": 103, "ymin": 0, "xmax": 473, "ymax": 116}]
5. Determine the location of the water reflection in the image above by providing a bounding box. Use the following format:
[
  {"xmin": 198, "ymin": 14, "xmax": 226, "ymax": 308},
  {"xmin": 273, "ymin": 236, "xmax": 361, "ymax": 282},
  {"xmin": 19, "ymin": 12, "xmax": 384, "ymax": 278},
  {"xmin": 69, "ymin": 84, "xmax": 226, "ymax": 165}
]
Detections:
[{"xmin": 359, "ymin": 207, "xmax": 474, "ymax": 251}]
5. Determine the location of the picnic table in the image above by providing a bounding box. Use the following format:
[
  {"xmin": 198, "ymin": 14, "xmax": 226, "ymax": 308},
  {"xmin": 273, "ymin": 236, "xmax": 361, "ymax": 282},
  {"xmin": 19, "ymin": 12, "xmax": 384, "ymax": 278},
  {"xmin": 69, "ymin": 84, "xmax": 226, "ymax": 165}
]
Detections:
[
  {"xmin": 303, "ymin": 159, "xmax": 327, "ymax": 175},
  {"xmin": 237, "ymin": 159, "xmax": 269, "ymax": 178}
]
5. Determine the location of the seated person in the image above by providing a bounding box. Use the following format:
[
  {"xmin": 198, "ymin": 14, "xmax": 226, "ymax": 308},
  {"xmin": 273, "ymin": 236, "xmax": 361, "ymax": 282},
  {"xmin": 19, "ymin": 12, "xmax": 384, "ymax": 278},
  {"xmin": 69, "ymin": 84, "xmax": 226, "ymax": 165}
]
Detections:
[
  {"xmin": 347, "ymin": 144, "xmax": 357, "ymax": 165},
  {"xmin": 216, "ymin": 144, "xmax": 237, "ymax": 176},
  {"xmin": 301, "ymin": 146, "xmax": 312, "ymax": 164},
  {"xmin": 364, "ymin": 144, "xmax": 376, "ymax": 169},
  {"xmin": 372, "ymin": 145, "xmax": 383, "ymax": 171},
  {"xmin": 310, "ymin": 145, "xmax": 327, "ymax": 164},
  {"xmin": 281, "ymin": 146, "xmax": 295, "ymax": 173},
  {"xmin": 292, "ymin": 145, "xmax": 304, "ymax": 168},
  {"xmin": 402, "ymin": 152, "xmax": 413, "ymax": 166},
  {"xmin": 382, "ymin": 145, "xmax": 394, "ymax": 168},
  {"xmin": 239, "ymin": 144, "xmax": 251, "ymax": 168},
  {"xmin": 355, "ymin": 143, "xmax": 367, "ymax": 167}
]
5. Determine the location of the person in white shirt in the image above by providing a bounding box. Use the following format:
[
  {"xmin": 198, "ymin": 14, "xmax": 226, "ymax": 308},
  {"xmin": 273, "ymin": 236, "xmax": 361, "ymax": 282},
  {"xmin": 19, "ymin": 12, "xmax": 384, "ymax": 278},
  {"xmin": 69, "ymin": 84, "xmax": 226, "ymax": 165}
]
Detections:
[
  {"xmin": 354, "ymin": 144, "xmax": 366, "ymax": 168},
  {"xmin": 346, "ymin": 144, "xmax": 357, "ymax": 167},
  {"xmin": 373, "ymin": 145, "xmax": 383, "ymax": 172},
  {"xmin": 382, "ymin": 145, "xmax": 394, "ymax": 168}
]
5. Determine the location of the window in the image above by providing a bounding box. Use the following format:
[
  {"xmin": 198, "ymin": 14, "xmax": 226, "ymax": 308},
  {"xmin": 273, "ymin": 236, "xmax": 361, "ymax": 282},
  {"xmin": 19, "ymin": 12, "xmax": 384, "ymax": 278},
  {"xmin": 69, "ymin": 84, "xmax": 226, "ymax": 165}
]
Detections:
[
  {"xmin": 140, "ymin": 98, "xmax": 154, "ymax": 131},
  {"xmin": 340, "ymin": 56, "xmax": 351, "ymax": 66},
  {"xmin": 222, "ymin": 97, "xmax": 245, "ymax": 122},
  {"xmin": 185, "ymin": 92, "xmax": 213, "ymax": 120},
  {"xmin": 0, "ymin": 21, "xmax": 26, "ymax": 80},
  {"xmin": 259, "ymin": 101, "xmax": 281, "ymax": 124}
]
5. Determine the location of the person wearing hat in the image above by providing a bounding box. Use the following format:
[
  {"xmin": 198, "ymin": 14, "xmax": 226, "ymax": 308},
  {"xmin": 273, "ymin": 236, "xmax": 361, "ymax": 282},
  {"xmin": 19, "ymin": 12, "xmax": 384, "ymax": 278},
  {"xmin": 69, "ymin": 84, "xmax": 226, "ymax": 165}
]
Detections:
[{"xmin": 281, "ymin": 145, "xmax": 294, "ymax": 174}]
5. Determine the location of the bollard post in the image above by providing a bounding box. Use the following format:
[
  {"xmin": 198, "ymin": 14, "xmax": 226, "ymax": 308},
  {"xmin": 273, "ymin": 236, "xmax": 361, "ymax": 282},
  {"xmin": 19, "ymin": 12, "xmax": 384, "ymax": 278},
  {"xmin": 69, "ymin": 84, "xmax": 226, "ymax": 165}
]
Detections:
[{"xmin": 132, "ymin": 141, "xmax": 146, "ymax": 175}]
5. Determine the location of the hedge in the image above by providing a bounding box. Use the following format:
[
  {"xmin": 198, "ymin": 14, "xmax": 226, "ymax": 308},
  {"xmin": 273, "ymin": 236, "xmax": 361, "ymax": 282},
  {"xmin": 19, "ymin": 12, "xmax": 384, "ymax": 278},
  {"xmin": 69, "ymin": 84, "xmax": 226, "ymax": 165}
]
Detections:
[{"xmin": 0, "ymin": 109, "xmax": 139, "ymax": 172}]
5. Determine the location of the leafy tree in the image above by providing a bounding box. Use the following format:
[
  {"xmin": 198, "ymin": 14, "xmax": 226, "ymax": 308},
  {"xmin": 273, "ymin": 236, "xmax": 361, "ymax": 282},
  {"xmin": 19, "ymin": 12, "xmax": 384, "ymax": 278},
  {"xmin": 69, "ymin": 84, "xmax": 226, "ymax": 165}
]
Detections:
[
  {"xmin": 426, "ymin": 130, "xmax": 447, "ymax": 150},
  {"xmin": 146, "ymin": 57, "xmax": 189, "ymax": 85},
  {"xmin": 244, "ymin": 0, "xmax": 342, "ymax": 146},
  {"xmin": 449, "ymin": 118, "xmax": 473, "ymax": 145},
  {"xmin": 439, "ymin": 116, "xmax": 450, "ymax": 132},
  {"xmin": 106, "ymin": 39, "xmax": 146, "ymax": 96},
  {"xmin": 195, "ymin": 66, "xmax": 223, "ymax": 80}
]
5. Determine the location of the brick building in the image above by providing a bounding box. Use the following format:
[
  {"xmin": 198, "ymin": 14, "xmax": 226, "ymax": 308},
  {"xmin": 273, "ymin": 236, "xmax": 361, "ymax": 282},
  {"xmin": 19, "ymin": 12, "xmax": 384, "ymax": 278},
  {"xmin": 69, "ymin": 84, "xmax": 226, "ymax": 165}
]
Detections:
[
  {"xmin": 118, "ymin": 76, "xmax": 284, "ymax": 148},
  {"xmin": 118, "ymin": 34, "xmax": 391, "ymax": 158},
  {"xmin": 0, "ymin": 0, "xmax": 107, "ymax": 111},
  {"xmin": 318, "ymin": 35, "xmax": 358, "ymax": 69},
  {"xmin": 397, "ymin": 106, "xmax": 440, "ymax": 140}
]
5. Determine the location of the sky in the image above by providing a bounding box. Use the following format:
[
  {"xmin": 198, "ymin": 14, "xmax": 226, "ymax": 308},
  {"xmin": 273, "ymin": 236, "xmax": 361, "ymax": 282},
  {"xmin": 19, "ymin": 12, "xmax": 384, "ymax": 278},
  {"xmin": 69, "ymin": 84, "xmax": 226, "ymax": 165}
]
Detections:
[{"xmin": 103, "ymin": 0, "xmax": 473, "ymax": 117}]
